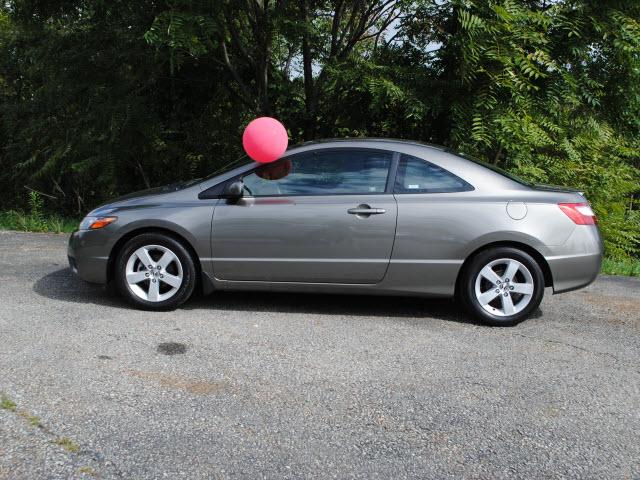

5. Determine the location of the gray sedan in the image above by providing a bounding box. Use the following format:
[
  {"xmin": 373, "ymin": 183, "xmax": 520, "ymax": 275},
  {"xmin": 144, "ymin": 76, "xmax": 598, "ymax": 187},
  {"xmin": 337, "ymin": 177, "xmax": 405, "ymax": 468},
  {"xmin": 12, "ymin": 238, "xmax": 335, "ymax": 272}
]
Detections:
[{"xmin": 68, "ymin": 139, "xmax": 602, "ymax": 325}]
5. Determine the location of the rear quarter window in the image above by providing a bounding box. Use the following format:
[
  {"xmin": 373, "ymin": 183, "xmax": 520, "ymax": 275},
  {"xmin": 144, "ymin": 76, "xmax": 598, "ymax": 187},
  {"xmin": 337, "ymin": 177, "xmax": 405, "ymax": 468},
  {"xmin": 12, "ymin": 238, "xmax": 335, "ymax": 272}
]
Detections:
[{"xmin": 394, "ymin": 154, "xmax": 474, "ymax": 194}]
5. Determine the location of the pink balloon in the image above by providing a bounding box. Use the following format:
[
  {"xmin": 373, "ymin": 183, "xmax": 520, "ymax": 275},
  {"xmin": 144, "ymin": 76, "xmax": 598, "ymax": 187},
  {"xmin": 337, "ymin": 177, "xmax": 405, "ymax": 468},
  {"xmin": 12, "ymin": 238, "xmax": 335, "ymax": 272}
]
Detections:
[{"xmin": 242, "ymin": 117, "xmax": 289, "ymax": 164}]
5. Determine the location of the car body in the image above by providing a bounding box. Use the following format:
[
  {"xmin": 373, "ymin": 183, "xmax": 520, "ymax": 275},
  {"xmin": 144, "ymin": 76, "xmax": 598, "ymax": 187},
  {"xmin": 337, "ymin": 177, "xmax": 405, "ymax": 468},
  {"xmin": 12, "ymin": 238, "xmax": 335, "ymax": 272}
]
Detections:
[{"xmin": 68, "ymin": 139, "xmax": 603, "ymax": 325}]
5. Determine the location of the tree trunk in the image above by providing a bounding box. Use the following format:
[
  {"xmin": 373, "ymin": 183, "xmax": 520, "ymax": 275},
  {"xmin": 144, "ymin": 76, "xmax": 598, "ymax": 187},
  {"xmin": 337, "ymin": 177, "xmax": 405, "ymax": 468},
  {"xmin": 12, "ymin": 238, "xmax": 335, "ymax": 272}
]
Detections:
[{"xmin": 301, "ymin": 0, "xmax": 316, "ymax": 139}]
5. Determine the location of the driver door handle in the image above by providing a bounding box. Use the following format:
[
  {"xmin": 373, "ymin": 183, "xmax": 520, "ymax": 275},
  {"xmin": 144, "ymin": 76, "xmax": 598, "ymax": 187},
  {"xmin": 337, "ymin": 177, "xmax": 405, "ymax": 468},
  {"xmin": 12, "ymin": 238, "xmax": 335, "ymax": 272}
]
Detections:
[{"xmin": 348, "ymin": 206, "xmax": 386, "ymax": 215}]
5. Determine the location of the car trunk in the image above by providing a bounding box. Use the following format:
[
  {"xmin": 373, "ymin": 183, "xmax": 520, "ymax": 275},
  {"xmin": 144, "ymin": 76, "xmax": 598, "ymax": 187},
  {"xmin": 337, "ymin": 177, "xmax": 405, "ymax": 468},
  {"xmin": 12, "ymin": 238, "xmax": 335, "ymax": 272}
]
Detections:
[{"xmin": 532, "ymin": 183, "xmax": 585, "ymax": 196}]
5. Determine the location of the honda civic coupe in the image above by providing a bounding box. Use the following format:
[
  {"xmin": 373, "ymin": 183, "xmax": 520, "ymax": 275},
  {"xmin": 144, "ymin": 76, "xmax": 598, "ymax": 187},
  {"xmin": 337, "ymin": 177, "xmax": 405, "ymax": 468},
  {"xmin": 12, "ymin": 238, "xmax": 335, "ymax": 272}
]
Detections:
[{"xmin": 68, "ymin": 139, "xmax": 602, "ymax": 326}]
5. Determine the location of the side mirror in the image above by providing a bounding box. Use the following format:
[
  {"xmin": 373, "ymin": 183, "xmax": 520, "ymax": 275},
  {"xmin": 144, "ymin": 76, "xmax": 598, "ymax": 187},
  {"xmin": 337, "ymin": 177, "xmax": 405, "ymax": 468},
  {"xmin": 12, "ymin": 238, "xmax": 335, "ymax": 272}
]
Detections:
[{"xmin": 223, "ymin": 180, "xmax": 244, "ymax": 201}]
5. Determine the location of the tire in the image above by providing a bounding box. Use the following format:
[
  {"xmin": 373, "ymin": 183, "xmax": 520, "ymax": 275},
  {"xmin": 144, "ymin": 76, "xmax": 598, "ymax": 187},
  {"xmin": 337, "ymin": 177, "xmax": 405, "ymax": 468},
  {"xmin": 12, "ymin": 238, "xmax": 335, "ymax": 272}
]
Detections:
[
  {"xmin": 115, "ymin": 233, "xmax": 197, "ymax": 310},
  {"xmin": 460, "ymin": 247, "xmax": 544, "ymax": 326}
]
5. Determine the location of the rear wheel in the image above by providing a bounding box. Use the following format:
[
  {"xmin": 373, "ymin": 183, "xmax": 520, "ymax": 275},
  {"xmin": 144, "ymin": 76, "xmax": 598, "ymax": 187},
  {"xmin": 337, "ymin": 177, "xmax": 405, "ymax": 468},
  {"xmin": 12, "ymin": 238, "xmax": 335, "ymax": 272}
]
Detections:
[
  {"xmin": 115, "ymin": 233, "xmax": 196, "ymax": 310},
  {"xmin": 460, "ymin": 247, "xmax": 544, "ymax": 326}
]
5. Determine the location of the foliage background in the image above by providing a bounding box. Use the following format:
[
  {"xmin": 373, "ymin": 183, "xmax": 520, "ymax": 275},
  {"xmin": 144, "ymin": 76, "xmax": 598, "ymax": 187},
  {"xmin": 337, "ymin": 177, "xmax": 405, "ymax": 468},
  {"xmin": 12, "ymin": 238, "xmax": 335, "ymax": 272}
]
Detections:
[{"xmin": 0, "ymin": 0, "xmax": 638, "ymax": 257}]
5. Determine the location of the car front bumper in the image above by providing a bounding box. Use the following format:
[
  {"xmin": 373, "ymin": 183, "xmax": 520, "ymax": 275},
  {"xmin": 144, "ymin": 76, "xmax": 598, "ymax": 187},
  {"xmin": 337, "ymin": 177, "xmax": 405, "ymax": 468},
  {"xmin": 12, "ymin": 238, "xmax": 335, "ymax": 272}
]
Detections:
[{"xmin": 68, "ymin": 230, "xmax": 110, "ymax": 284}]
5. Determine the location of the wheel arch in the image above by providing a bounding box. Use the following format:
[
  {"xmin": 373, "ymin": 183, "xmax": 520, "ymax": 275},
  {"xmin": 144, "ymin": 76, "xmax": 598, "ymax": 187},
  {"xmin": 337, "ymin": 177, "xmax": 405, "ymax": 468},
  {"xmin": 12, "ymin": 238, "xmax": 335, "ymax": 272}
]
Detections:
[
  {"xmin": 107, "ymin": 226, "xmax": 202, "ymax": 287},
  {"xmin": 455, "ymin": 241, "xmax": 553, "ymax": 297}
]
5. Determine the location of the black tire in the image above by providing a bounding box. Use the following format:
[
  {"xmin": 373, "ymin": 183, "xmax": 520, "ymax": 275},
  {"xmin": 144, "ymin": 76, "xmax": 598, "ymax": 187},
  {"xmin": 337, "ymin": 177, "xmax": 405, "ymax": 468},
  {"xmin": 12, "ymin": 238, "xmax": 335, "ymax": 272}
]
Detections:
[
  {"xmin": 115, "ymin": 233, "xmax": 197, "ymax": 310},
  {"xmin": 460, "ymin": 247, "xmax": 545, "ymax": 326}
]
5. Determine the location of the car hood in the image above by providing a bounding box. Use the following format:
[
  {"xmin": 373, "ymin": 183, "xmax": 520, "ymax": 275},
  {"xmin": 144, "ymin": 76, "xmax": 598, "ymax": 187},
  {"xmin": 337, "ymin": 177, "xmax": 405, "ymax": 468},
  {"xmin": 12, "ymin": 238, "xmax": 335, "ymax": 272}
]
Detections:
[
  {"xmin": 125, "ymin": 177, "xmax": 207, "ymax": 200},
  {"xmin": 87, "ymin": 180, "xmax": 201, "ymax": 216}
]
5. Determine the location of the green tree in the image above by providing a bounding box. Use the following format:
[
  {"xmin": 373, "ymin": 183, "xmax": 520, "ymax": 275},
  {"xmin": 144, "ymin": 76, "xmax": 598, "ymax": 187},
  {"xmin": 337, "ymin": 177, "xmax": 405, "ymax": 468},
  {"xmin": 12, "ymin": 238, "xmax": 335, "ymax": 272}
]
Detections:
[
  {"xmin": 144, "ymin": 1, "xmax": 407, "ymax": 137},
  {"xmin": 444, "ymin": 0, "xmax": 640, "ymax": 256},
  {"xmin": 0, "ymin": 0, "xmax": 638, "ymax": 258}
]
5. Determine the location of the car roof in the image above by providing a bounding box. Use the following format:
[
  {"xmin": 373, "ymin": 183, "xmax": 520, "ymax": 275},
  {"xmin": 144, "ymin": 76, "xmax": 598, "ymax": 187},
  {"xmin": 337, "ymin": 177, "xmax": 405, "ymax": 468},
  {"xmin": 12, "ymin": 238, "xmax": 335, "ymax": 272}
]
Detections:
[{"xmin": 289, "ymin": 138, "xmax": 448, "ymax": 152}]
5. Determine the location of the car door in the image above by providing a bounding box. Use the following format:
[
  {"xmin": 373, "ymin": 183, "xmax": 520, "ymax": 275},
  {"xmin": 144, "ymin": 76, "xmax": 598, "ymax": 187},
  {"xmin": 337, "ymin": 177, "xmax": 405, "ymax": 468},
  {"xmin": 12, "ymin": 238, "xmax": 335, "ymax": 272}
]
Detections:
[
  {"xmin": 211, "ymin": 148, "xmax": 398, "ymax": 283},
  {"xmin": 388, "ymin": 153, "xmax": 476, "ymax": 295}
]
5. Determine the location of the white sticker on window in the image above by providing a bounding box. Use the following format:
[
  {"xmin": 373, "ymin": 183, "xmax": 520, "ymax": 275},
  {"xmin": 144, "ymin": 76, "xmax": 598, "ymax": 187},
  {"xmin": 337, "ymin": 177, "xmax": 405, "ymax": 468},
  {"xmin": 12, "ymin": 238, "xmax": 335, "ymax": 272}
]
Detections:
[{"xmin": 408, "ymin": 184, "xmax": 420, "ymax": 189}]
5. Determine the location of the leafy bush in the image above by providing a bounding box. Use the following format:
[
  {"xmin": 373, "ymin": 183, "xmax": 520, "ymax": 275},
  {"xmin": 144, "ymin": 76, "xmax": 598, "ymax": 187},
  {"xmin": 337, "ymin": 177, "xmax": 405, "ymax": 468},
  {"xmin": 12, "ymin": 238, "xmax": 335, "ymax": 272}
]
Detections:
[
  {"xmin": 0, "ymin": 192, "xmax": 77, "ymax": 233},
  {"xmin": 0, "ymin": 0, "xmax": 638, "ymax": 260},
  {"xmin": 450, "ymin": 0, "xmax": 640, "ymax": 259},
  {"xmin": 601, "ymin": 257, "xmax": 640, "ymax": 277}
]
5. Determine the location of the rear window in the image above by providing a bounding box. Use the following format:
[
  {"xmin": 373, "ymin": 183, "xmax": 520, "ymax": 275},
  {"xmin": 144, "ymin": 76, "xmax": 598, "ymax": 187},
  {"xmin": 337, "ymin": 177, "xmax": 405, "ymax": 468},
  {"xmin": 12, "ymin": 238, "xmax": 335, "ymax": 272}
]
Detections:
[{"xmin": 449, "ymin": 150, "xmax": 532, "ymax": 187}]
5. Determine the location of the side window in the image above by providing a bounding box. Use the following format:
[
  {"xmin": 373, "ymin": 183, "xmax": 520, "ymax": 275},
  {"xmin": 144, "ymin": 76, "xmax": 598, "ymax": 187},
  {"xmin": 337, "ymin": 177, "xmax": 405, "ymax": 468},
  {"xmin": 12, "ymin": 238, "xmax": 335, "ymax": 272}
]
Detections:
[
  {"xmin": 241, "ymin": 149, "xmax": 392, "ymax": 196},
  {"xmin": 394, "ymin": 154, "xmax": 473, "ymax": 194}
]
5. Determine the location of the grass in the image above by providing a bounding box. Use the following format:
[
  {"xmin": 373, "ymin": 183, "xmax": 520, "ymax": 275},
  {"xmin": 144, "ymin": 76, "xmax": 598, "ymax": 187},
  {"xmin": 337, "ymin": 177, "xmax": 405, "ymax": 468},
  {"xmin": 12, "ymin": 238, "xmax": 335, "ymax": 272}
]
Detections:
[
  {"xmin": 2, "ymin": 394, "xmax": 42, "ymax": 427},
  {"xmin": 0, "ymin": 210, "xmax": 77, "ymax": 234},
  {"xmin": 2, "ymin": 392, "xmax": 82, "ymax": 456},
  {"xmin": 77, "ymin": 466, "xmax": 97, "ymax": 476},
  {"xmin": 0, "ymin": 191, "xmax": 77, "ymax": 233},
  {"xmin": 18, "ymin": 409, "xmax": 43, "ymax": 427},
  {"xmin": 601, "ymin": 257, "xmax": 640, "ymax": 277},
  {"xmin": 51, "ymin": 437, "xmax": 80, "ymax": 453},
  {"xmin": 1, "ymin": 395, "xmax": 17, "ymax": 411}
]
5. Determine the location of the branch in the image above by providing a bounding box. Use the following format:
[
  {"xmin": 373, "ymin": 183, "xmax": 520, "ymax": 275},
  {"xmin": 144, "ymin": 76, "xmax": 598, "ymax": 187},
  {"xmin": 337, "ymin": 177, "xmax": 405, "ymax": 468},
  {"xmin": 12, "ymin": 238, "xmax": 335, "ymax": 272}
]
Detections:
[
  {"xmin": 359, "ymin": 9, "xmax": 400, "ymax": 43},
  {"xmin": 330, "ymin": 0, "xmax": 345, "ymax": 58},
  {"xmin": 220, "ymin": 38, "xmax": 257, "ymax": 111},
  {"xmin": 282, "ymin": 44, "xmax": 296, "ymax": 79},
  {"xmin": 337, "ymin": 0, "xmax": 398, "ymax": 60},
  {"xmin": 302, "ymin": 0, "xmax": 315, "ymax": 112},
  {"xmin": 223, "ymin": 7, "xmax": 255, "ymax": 67},
  {"xmin": 24, "ymin": 185, "xmax": 57, "ymax": 200}
]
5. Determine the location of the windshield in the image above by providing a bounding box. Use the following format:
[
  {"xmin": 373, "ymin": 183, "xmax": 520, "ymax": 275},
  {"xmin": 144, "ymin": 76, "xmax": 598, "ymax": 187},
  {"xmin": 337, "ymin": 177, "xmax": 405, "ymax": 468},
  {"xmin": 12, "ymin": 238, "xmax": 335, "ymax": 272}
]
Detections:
[
  {"xmin": 161, "ymin": 155, "xmax": 253, "ymax": 190},
  {"xmin": 449, "ymin": 150, "xmax": 532, "ymax": 186},
  {"xmin": 203, "ymin": 155, "xmax": 253, "ymax": 181}
]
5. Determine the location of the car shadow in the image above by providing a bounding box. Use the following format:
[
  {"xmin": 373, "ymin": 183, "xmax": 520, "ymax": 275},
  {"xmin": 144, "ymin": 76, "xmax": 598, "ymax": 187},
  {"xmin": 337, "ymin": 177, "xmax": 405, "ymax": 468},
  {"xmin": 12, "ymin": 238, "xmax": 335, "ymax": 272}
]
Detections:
[
  {"xmin": 33, "ymin": 267, "xmax": 126, "ymax": 308},
  {"xmin": 185, "ymin": 290, "xmax": 479, "ymax": 325},
  {"xmin": 35, "ymin": 268, "xmax": 540, "ymax": 326}
]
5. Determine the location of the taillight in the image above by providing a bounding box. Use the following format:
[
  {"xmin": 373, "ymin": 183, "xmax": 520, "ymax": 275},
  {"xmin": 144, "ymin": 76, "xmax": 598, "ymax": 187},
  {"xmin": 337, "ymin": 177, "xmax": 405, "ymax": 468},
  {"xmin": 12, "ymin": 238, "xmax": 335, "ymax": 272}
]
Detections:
[{"xmin": 558, "ymin": 203, "xmax": 597, "ymax": 225}]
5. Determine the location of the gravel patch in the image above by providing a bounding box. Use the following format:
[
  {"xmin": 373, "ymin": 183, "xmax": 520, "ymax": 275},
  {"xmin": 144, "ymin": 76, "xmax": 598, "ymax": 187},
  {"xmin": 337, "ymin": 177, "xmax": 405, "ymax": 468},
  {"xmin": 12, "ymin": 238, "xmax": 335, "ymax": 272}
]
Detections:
[{"xmin": 0, "ymin": 231, "xmax": 638, "ymax": 479}]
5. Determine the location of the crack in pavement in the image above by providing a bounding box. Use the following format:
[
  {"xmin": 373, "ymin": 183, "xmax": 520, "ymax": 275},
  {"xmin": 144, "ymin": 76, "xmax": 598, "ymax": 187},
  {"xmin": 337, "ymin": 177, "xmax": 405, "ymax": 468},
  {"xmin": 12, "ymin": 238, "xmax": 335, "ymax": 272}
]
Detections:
[{"xmin": 1, "ymin": 394, "xmax": 125, "ymax": 479}]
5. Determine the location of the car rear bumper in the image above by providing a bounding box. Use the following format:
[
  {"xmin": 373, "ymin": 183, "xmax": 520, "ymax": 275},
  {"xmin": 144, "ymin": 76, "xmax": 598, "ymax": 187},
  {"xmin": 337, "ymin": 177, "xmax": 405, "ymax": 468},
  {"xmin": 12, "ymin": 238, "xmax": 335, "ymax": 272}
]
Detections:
[
  {"xmin": 546, "ymin": 252, "xmax": 602, "ymax": 293},
  {"xmin": 68, "ymin": 230, "xmax": 110, "ymax": 284},
  {"xmin": 545, "ymin": 225, "xmax": 603, "ymax": 294}
]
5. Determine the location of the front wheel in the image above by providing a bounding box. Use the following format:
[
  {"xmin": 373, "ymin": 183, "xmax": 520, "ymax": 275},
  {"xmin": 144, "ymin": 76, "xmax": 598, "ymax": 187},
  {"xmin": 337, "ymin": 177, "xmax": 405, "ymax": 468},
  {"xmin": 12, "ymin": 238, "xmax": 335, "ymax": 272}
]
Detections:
[
  {"xmin": 460, "ymin": 247, "xmax": 545, "ymax": 326},
  {"xmin": 115, "ymin": 233, "xmax": 197, "ymax": 310}
]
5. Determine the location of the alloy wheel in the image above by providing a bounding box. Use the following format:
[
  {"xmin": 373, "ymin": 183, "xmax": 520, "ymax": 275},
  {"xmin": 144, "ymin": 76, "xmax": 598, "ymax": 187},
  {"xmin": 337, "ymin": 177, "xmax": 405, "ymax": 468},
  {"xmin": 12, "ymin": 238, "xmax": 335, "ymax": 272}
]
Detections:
[
  {"xmin": 125, "ymin": 244, "xmax": 183, "ymax": 302},
  {"xmin": 474, "ymin": 258, "xmax": 535, "ymax": 317}
]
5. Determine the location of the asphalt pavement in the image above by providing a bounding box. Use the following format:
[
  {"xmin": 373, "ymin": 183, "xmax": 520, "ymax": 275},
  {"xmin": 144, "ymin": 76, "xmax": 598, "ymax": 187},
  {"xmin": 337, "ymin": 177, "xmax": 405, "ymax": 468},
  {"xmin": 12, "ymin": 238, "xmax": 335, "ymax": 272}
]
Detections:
[{"xmin": 0, "ymin": 231, "xmax": 638, "ymax": 479}]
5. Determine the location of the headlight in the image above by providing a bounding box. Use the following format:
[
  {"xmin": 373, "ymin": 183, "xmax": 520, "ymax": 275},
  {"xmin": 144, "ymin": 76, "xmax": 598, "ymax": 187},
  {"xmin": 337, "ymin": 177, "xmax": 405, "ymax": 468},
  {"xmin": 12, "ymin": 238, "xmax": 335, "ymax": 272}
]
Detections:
[{"xmin": 79, "ymin": 216, "xmax": 117, "ymax": 230}]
